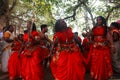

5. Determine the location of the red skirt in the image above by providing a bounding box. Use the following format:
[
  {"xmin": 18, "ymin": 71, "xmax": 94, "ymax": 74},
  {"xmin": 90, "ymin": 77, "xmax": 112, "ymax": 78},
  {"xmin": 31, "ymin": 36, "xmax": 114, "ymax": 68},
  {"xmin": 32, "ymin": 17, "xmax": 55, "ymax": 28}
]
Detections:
[
  {"xmin": 21, "ymin": 46, "xmax": 49, "ymax": 80},
  {"xmin": 50, "ymin": 48, "xmax": 86, "ymax": 80},
  {"xmin": 8, "ymin": 51, "xmax": 22, "ymax": 79},
  {"xmin": 88, "ymin": 45, "xmax": 113, "ymax": 80}
]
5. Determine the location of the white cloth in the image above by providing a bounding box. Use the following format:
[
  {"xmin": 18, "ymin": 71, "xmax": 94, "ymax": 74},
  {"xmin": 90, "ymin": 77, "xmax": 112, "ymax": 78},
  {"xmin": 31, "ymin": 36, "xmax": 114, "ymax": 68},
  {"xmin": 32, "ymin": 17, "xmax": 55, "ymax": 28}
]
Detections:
[
  {"xmin": 1, "ymin": 31, "xmax": 14, "ymax": 72},
  {"xmin": 0, "ymin": 32, "xmax": 3, "ymax": 39}
]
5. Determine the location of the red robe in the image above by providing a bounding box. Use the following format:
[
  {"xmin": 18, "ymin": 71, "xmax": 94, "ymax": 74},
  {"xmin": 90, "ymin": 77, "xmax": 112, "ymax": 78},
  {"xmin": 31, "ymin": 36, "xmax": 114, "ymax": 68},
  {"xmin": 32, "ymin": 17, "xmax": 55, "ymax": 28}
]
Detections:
[
  {"xmin": 8, "ymin": 40, "xmax": 22, "ymax": 79},
  {"xmin": 50, "ymin": 27, "xmax": 86, "ymax": 80},
  {"xmin": 82, "ymin": 37, "xmax": 90, "ymax": 58},
  {"xmin": 21, "ymin": 31, "xmax": 47, "ymax": 80},
  {"xmin": 87, "ymin": 26, "xmax": 113, "ymax": 80}
]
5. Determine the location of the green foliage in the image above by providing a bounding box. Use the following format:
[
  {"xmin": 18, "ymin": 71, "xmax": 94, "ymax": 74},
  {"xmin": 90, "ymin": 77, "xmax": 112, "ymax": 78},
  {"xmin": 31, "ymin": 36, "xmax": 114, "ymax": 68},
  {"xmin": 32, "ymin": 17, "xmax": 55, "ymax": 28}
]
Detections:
[
  {"xmin": 6, "ymin": 0, "xmax": 56, "ymax": 27},
  {"xmin": 0, "ymin": 0, "xmax": 120, "ymax": 31}
]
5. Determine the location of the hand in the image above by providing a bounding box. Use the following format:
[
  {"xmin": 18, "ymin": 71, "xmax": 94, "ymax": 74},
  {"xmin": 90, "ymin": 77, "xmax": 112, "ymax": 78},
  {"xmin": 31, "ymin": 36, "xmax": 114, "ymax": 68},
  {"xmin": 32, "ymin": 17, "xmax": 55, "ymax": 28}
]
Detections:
[
  {"xmin": 24, "ymin": 50, "xmax": 32, "ymax": 56},
  {"xmin": 35, "ymin": 36, "xmax": 40, "ymax": 41}
]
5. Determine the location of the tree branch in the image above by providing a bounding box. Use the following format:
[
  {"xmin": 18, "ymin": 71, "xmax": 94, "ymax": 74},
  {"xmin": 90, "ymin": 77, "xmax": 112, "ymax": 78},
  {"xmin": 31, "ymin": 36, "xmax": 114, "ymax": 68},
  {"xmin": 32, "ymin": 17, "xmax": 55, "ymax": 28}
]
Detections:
[
  {"xmin": 79, "ymin": 0, "xmax": 95, "ymax": 26},
  {"xmin": 106, "ymin": 4, "xmax": 120, "ymax": 22},
  {"xmin": 10, "ymin": 15, "xmax": 27, "ymax": 22},
  {"xmin": 64, "ymin": 1, "xmax": 82, "ymax": 20},
  {"xmin": 63, "ymin": 0, "xmax": 95, "ymax": 26},
  {"xmin": 9, "ymin": 0, "xmax": 17, "ymax": 12},
  {"xmin": 11, "ymin": 9, "xmax": 30, "ymax": 17}
]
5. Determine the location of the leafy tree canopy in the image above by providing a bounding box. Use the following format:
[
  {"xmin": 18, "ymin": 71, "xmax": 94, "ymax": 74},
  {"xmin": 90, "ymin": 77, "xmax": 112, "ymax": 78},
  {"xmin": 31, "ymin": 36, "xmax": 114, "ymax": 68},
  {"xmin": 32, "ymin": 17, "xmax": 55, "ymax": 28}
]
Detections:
[{"xmin": 0, "ymin": 0, "xmax": 120, "ymax": 34}]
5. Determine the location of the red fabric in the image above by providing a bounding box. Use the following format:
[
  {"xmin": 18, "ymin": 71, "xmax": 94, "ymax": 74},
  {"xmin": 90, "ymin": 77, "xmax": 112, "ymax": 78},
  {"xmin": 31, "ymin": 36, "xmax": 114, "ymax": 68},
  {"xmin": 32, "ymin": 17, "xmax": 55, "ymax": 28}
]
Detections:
[
  {"xmin": 82, "ymin": 38, "xmax": 90, "ymax": 58},
  {"xmin": 21, "ymin": 31, "xmax": 48, "ymax": 80},
  {"xmin": 8, "ymin": 52, "xmax": 22, "ymax": 79},
  {"xmin": 12, "ymin": 41, "xmax": 22, "ymax": 51},
  {"xmin": 82, "ymin": 38, "xmax": 89, "ymax": 50},
  {"xmin": 50, "ymin": 27, "xmax": 86, "ymax": 80},
  {"xmin": 23, "ymin": 31, "xmax": 39, "ymax": 42},
  {"xmin": 93, "ymin": 26, "xmax": 105, "ymax": 36},
  {"xmin": 87, "ymin": 26, "xmax": 113, "ymax": 80},
  {"xmin": 21, "ymin": 47, "xmax": 44, "ymax": 80},
  {"xmin": 8, "ymin": 40, "xmax": 22, "ymax": 79},
  {"xmin": 93, "ymin": 27, "xmax": 106, "ymax": 42},
  {"xmin": 87, "ymin": 45, "xmax": 113, "ymax": 80},
  {"xmin": 53, "ymin": 27, "xmax": 74, "ymax": 43},
  {"xmin": 94, "ymin": 37, "xmax": 106, "ymax": 42},
  {"xmin": 23, "ymin": 33, "xmax": 29, "ymax": 42}
]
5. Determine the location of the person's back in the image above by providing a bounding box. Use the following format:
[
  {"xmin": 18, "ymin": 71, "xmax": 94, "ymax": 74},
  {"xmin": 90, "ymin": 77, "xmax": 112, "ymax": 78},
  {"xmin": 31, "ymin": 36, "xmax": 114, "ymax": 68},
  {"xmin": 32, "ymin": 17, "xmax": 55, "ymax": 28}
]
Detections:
[
  {"xmin": 50, "ymin": 19, "xmax": 86, "ymax": 80},
  {"xmin": 54, "ymin": 27, "xmax": 73, "ymax": 43}
]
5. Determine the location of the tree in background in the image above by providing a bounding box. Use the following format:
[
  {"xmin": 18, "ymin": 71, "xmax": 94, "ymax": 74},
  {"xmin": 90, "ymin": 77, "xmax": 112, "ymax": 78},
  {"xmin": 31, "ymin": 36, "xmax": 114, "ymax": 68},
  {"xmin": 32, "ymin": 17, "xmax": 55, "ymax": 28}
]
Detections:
[{"xmin": 0, "ymin": 0, "xmax": 120, "ymax": 34}]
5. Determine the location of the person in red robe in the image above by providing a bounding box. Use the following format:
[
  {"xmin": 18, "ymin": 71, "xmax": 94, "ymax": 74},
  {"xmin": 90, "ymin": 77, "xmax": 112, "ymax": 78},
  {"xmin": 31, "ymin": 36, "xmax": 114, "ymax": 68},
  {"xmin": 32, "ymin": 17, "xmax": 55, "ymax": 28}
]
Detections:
[
  {"xmin": 82, "ymin": 32, "xmax": 91, "ymax": 59},
  {"xmin": 87, "ymin": 25, "xmax": 113, "ymax": 80},
  {"xmin": 21, "ymin": 21, "xmax": 46, "ymax": 80},
  {"xmin": 50, "ymin": 19, "xmax": 86, "ymax": 80},
  {"xmin": 8, "ymin": 34, "xmax": 23, "ymax": 80}
]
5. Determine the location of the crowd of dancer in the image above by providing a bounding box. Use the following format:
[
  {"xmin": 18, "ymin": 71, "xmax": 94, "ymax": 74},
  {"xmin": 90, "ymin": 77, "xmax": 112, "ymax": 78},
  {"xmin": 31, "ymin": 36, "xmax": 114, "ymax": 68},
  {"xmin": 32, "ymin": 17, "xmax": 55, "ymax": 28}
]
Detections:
[{"xmin": 0, "ymin": 16, "xmax": 120, "ymax": 80}]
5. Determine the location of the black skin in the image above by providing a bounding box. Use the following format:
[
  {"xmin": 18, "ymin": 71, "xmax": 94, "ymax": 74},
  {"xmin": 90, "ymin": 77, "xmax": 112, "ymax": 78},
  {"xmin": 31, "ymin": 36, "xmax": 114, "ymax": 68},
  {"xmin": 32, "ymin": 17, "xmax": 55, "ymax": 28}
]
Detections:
[{"xmin": 113, "ymin": 32, "xmax": 119, "ymax": 42}]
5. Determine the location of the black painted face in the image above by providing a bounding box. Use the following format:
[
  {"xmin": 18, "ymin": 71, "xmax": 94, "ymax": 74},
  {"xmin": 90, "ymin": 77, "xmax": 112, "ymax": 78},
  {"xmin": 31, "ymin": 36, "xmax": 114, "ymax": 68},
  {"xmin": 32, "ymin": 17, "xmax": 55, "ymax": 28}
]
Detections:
[
  {"xmin": 44, "ymin": 27, "xmax": 48, "ymax": 33},
  {"xmin": 60, "ymin": 19, "xmax": 67, "ymax": 28},
  {"xmin": 18, "ymin": 35, "xmax": 23, "ymax": 41},
  {"xmin": 9, "ymin": 26, "xmax": 14, "ymax": 32},
  {"xmin": 113, "ymin": 32, "xmax": 119, "ymax": 42},
  {"xmin": 97, "ymin": 17, "xmax": 103, "ymax": 26}
]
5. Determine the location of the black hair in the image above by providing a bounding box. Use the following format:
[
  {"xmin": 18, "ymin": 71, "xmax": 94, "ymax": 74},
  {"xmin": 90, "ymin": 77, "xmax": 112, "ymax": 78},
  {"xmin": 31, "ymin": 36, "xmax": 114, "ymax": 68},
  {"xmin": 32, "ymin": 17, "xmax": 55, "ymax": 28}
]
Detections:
[
  {"xmin": 18, "ymin": 34, "xmax": 23, "ymax": 38},
  {"xmin": 40, "ymin": 24, "xmax": 47, "ymax": 31},
  {"xmin": 2, "ymin": 26, "xmax": 7, "ymax": 32},
  {"xmin": 82, "ymin": 33, "xmax": 86, "ymax": 37},
  {"xmin": 113, "ymin": 31, "xmax": 120, "ymax": 42},
  {"xmin": 110, "ymin": 22, "xmax": 119, "ymax": 29},
  {"xmin": 6, "ymin": 25, "xmax": 13, "ymax": 30},
  {"xmin": 24, "ymin": 30, "xmax": 28, "ymax": 33},
  {"xmin": 3, "ymin": 26, "xmax": 6, "ymax": 30},
  {"xmin": 27, "ymin": 21, "xmax": 36, "ymax": 31},
  {"xmin": 18, "ymin": 34, "xmax": 23, "ymax": 41},
  {"xmin": 32, "ymin": 22, "xmax": 36, "ymax": 31},
  {"xmin": 54, "ymin": 19, "xmax": 67, "ymax": 33},
  {"xmin": 74, "ymin": 32, "xmax": 78, "ymax": 35},
  {"xmin": 95, "ymin": 16, "xmax": 107, "ymax": 27}
]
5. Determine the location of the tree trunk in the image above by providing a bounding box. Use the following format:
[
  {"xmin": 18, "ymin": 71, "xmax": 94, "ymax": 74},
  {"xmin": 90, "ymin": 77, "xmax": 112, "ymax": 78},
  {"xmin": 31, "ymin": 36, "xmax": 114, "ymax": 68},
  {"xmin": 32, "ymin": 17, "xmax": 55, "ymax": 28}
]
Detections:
[
  {"xmin": 0, "ymin": 16, "xmax": 8, "ymax": 28},
  {"xmin": 0, "ymin": 0, "xmax": 17, "ymax": 29}
]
